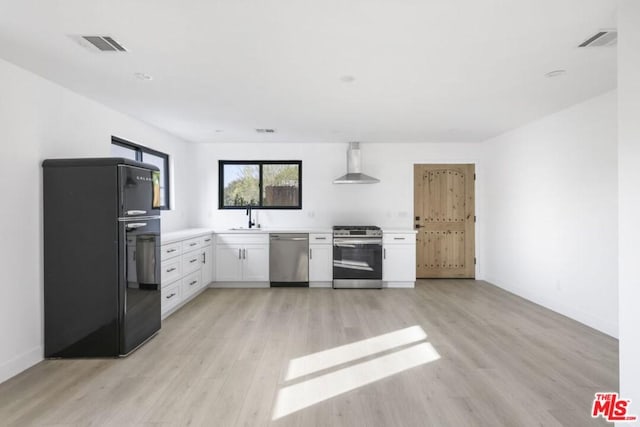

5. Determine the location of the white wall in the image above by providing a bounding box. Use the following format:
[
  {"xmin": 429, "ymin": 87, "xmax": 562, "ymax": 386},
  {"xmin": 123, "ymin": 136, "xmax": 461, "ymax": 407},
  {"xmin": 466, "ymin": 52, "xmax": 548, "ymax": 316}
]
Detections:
[
  {"xmin": 481, "ymin": 90, "xmax": 618, "ymax": 337},
  {"xmin": 190, "ymin": 141, "xmax": 483, "ymax": 231},
  {"xmin": 0, "ymin": 58, "xmax": 194, "ymax": 383},
  {"xmin": 618, "ymin": 0, "xmax": 640, "ymax": 409}
]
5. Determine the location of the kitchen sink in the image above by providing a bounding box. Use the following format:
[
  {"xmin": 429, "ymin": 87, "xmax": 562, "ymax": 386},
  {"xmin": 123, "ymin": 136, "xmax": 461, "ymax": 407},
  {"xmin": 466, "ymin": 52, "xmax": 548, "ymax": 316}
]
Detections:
[{"xmin": 228, "ymin": 227, "xmax": 263, "ymax": 231}]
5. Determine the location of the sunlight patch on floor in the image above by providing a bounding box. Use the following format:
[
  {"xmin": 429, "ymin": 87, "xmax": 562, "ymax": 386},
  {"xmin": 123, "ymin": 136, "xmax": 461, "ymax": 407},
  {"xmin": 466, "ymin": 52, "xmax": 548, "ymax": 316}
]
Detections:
[
  {"xmin": 273, "ymin": 326, "xmax": 440, "ymax": 420},
  {"xmin": 285, "ymin": 325, "xmax": 428, "ymax": 381}
]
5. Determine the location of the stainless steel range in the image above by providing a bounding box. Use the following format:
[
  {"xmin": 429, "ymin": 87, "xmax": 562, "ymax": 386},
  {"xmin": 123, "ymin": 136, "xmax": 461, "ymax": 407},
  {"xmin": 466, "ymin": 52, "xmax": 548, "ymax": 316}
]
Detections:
[{"xmin": 333, "ymin": 225, "xmax": 383, "ymax": 289}]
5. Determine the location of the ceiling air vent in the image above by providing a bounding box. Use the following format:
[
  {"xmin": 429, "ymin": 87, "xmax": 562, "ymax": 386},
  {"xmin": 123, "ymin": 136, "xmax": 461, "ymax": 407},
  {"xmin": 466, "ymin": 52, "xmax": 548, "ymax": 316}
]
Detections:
[
  {"xmin": 77, "ymin": 36, "xmax": 128, "ymax": 52},
  {"xmin": 578, "ymin": 30, "xmax": 617, "ymax": 47}
]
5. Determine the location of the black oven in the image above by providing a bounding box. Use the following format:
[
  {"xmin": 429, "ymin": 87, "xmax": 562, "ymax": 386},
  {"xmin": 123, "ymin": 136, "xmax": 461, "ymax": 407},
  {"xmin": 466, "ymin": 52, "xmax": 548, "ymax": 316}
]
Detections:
[{"xmin": 333, "ymin": 231, "xmax": 383, "ymax": 289}]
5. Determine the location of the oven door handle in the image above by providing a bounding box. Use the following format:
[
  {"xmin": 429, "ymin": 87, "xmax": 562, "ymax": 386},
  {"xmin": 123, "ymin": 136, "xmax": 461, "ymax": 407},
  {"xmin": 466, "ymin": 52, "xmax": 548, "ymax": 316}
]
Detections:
[{"xmin": 334, "ymin": 239, "xmax": 383, "ymax": 246}]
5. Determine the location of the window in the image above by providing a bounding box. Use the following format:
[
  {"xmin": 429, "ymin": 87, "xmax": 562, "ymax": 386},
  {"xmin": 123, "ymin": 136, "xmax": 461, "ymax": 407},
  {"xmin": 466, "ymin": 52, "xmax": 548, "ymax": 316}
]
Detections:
[
  {"xmin": 219, "ymin": 161, "xmax": 302, "ymax": 209},
  {"xmin": 111, "ymin": 137, "xmax": 171, "ymax": 209}
]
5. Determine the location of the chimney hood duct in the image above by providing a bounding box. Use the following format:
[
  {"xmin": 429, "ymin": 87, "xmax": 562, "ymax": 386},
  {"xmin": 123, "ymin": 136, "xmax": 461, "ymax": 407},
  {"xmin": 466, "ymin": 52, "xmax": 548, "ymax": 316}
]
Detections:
[{"xmin": 333, "ymin": 142, "xmax": 380, "ymax": 184}]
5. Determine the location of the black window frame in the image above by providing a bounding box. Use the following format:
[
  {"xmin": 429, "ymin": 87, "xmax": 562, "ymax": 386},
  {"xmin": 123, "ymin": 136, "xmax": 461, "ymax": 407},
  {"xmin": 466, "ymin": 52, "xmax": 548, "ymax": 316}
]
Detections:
[
  {"xmin": 218, "ymin": 160, "xmax": 302, "ymax": 210},
  {"xmin": 111, "ymin": 136, "xmax": 171, "ymax": 210}
]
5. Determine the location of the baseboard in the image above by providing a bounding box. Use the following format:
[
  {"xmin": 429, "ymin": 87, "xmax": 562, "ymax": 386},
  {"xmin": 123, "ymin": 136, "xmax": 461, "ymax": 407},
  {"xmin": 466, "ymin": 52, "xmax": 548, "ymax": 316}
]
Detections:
[
  {"xmin": 384, "ymin": 281, "xmax": 415, "ymax": 288},
  {"xmin": 209, "ymin": 282, "xmax": 270, "ymax": 288},
  {"xmin": 309, "ymin": 281, "xmax": 332, "ymax": 288},
  {"xmin": 0, "ymin": 346, "xmax": 42, "ymax": 385},
  {"xmin": 484, "ymin": 276, "xmax": 618, "ymax": 338}
]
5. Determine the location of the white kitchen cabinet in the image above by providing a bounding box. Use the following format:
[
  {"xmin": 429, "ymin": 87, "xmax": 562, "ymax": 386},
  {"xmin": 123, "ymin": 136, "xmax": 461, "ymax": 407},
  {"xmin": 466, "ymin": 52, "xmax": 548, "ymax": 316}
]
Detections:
[
  {"xmin": 215, "ymin": 244, "xmax": 243, "ymax": 281},
  {"xmin": 242, "ymin": 245, "xmax": 270, "ymax": 281},
  {"xmin": 215, "ymin": 233, "xmax": 269, "ymax": 286},
  {"xmin": 202, "ymin": 244, "xmax": 214, "ymax": 285},
  {"xmin": 309, "ymin": 233, "xmax": 333, "ymax": 286},
  {"xmin": 160, "ymin": 231, "xmax": 214, "ymax": 318},
  {"xmin": 161, "ymin": 256, "xmax": 182, "ymax": 286},
  {"xmin": 383, "ymin": 232, "xmax": 416, "ymax": 288},
  {"xmin": 181, "ymin": 270, "xmax": 202, "ymax": 300},
  {"xmin": 161, "ymin": 281, "xmax": 181, "ymax": 314},
  {"xmin": 182, "ymin": 249, "xmax": 202, "ymax": 275}
]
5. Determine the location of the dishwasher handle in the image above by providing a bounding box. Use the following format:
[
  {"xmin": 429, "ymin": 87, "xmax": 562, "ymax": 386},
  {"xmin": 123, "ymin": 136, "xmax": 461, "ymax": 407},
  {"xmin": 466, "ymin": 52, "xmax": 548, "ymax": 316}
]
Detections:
[{"xmin": 270, "ymin": 235, "xmax": 309, "ymax": 241}]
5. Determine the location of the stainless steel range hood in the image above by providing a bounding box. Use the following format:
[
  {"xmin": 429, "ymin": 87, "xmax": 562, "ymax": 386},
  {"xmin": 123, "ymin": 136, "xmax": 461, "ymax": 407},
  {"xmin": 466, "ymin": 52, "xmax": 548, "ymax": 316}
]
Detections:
[{"xmin": 333, "ymin": 142, "xmax": 380, "ymax": 184}]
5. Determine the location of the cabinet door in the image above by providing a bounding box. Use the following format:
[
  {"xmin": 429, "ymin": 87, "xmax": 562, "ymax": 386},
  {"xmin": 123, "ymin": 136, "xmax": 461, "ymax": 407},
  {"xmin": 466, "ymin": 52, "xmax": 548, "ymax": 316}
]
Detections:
[
  {"xmin": 383, "ymin": 245, "xmax": 416, "ymax": 282},
  {"xmin": 242, "ymin": 245, "xmax": 269, "ymax": 282},
  {"xmin": 202, "ymin": 245, "xmax": 213, "ymax": 285},
  {"xmin": 309, "ymin": 245, "xmax": 333, "ymax": 282},
  {"xmin": 215, "ymin": 245, "xmax": 243, "ymax": 281}
]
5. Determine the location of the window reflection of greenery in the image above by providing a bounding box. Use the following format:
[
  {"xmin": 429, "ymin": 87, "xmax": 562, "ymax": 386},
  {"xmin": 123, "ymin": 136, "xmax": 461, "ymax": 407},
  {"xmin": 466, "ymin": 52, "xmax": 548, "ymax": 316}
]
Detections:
[
  {"xmin": 223, "ymin": 164, "xmax": 299, "ymax": 207},
  {"xmin": 224, "ymin": 165, "xmax": 259, "ymax": 206}
]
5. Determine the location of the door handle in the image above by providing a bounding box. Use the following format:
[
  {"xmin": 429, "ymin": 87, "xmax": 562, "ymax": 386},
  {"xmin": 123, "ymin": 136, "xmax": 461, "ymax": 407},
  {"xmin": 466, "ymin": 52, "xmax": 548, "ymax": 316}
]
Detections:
[
  {"xmin": 126, "ymin": 222, "xmax": 147, "ymax": 229},
  {"xmin": 415, "ymin": 224, "xmax": 422, "ymax": 229},
  {"xmin": 127, "ymin": 210, "xmax": 147, "ymax": 216}
]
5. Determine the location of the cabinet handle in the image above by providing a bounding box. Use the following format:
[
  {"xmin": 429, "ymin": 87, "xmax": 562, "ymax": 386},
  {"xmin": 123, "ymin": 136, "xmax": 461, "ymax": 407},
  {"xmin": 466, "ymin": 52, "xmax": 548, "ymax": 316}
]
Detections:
[
  {"xmin": 190, "ymin": 280, "xmax": 197, "ymax": 286},
  {"xmin": 166, "ymin": 248, "xmax": 176, "ymax": 253},
  {"xmin": 242, "ymin": 248, "xmax": 246, "ymax": 259},
  {"xmin": 190, "ymin": 258, "xmax": 198, "ymax": 264},
  {"xmin": 315, "ymin": 237, "xmax": 327, "ymax": 240},
  {"xmin": 204, "ymin": 238, "xmax": 211, "ymax": 242},
  {"xmin": 189, "ymin": 243, "xmax": 197, "ymax": 247},
  {"xmin": 202, "ymin": 252, "xmax": 206, "ymax": 263},
  {"xmin": 166, "ymin": 293, "xmax": 176, "ymax": 299},
  {"xmin": 310, "ymin": 248, "xmax": 313, "ymax": 260},
  {"xmin": 166, "ymin": 267, "xmax": 176, "ymax": 273},
  {"xmin": 238, "ymin": 249, "xmax": 242, "ymax": 259},
  {"xmin": 384, "ymin": 248, "xmax": 386, "ymax": 259},
  {"xmin": 393, "ymin": 237, "xmax": 406, "ymax": 240}
]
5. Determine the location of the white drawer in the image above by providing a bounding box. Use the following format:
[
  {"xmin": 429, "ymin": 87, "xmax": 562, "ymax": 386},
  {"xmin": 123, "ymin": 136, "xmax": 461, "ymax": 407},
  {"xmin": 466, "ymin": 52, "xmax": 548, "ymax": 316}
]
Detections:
[
  {"xmin": 182, "ymin": 270, "xmax": 202, "ymax": 299},
  {"xmin": 309, "ymin": 233, "xmax": 331, "ymax": 244},
  {"xmin": 182, "ymin": 250, "xmax": 202, "ymax": 275},
  {"xmin": 161, "ymin": 257, "xmax": 182, "ymax": 286},
  {"xmin": 161, "ymin": 242, "xmax": 182, "ymax": 261},
  {"xmin": 216, "ymin": 233, "xmax": 268, "ymax": 245},
  {"xmin": 383, "ymin": 233, "xmax": 416, "ymax": 244},
  {"xmin": 182, "ymin": 236, "xmax": 202, "ymax": 252},
  {"xmin": 201, "ymin": 235, "xmax": 214, "ymax": 247},
  {"xmin": 161, "ymin": 281, "xmax": 181, "ymax": 314}
]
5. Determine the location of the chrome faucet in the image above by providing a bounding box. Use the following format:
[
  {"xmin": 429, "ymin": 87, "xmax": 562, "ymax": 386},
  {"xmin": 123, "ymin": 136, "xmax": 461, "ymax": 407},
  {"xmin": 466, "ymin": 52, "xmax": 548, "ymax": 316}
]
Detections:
[{"xmin": 246, "ymin": 205, "xmax": 256, "ymax": 229}]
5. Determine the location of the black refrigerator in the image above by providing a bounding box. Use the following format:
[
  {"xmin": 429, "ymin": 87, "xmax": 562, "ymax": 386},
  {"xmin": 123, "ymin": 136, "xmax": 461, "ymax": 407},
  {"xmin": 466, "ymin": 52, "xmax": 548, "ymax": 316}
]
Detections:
[{"xmin": 43, "ymin": 158, "xmax": 162, "ymax": 357}]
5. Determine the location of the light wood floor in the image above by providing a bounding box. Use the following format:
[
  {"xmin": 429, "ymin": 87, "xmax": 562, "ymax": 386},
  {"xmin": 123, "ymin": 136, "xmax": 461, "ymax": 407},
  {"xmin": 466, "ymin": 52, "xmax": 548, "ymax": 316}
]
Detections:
[{"xmin": 0, "ymin": 280, "xmax": 618, "ymax": 426}]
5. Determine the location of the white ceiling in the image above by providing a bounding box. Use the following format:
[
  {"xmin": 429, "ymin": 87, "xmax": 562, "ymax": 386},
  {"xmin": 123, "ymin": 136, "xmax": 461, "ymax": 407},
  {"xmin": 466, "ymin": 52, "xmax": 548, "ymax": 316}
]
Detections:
[{"xmin": 0, "ymin": 0, "xmax": 616, "ymax": 143}]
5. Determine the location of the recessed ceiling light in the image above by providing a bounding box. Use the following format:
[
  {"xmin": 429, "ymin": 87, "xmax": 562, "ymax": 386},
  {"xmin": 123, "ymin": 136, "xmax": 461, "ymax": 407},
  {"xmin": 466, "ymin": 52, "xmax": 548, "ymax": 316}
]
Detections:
[
  {"xmin": 545, "ymin": 70, "xmax": 566, "ymax": 78},
  {"xmin": 134, "ymin": 72, "xmax": 153, "ymax": 81},
  {"xmin": 215, "ymin": 129, "xmax": 224, "ymax": 133},
  {"xmin": 340, "ymin": 75, "xmax": 356, "ymax": 83}
]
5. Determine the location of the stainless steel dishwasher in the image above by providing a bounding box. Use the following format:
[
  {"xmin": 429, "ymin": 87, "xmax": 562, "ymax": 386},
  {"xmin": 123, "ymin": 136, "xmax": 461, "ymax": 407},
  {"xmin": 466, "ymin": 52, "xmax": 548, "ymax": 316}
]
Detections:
[{"xmin": 269, "ymin": 233, "xmax": 309, "ymax": 287}]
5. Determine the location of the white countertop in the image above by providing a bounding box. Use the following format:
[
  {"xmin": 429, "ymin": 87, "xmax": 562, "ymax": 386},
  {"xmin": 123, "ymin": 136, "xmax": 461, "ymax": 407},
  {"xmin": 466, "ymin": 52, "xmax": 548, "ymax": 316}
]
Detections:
[
  {"xmin": 162, "ymin": 227, "xmax": 416, "ymax": 243},
  {"xmin": 162, "ymin": 228, "xmax": 215, "ymax": 244}
]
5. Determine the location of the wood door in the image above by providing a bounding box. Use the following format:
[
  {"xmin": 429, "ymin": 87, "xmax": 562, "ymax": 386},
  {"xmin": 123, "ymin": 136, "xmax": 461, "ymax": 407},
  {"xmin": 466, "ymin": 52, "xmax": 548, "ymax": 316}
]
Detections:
[{"xmin": 414, "ymin": 164, "xmax": 475, "ymax": 278}]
